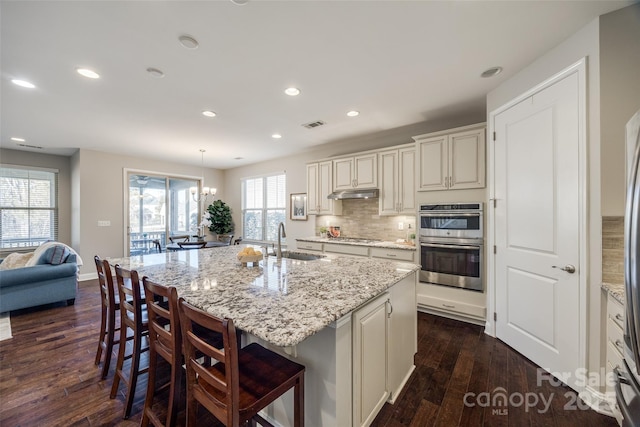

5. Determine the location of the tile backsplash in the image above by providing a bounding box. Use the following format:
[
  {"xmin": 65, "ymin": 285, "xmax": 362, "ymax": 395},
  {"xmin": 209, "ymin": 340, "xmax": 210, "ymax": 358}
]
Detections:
[
  {"xmin": 315, "ymin": 198, "xmax": 416, "ymax": 241},
  {"xmin": 602, "ymin": 216, "xmax": 624, "ymax": 285}
]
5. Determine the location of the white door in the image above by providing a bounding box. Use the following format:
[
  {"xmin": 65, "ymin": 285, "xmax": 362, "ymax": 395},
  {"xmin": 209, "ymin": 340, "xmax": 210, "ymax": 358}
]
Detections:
[{"xmin": 494, "ymin": 70, "xmax": 582, "ymax": 386}]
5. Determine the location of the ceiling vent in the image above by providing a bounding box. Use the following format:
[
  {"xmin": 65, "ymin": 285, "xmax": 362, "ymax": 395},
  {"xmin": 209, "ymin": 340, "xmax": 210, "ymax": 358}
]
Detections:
[
  {"xmin": 17, "ymin": 143, "xmax": 43, "ymax": 150},
  {"xmin": 302, "ymin": 120, "xmax": 326, "ymax": 129}
]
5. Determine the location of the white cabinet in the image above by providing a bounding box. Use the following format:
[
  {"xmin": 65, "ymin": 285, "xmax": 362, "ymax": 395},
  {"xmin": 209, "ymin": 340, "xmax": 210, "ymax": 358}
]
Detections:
[
  {"xmin": 334, "ymin": 153, "xmax": 378, "ymax": 190},
  {"xmin": 307, "ymin": 161, "xmax": 342, "ymax": 215},
  {"xmin": 387, "ymin": 274, "xmax": 417, "ymax": 402},
  {"xmin": 379, "ymin": 145, "xmax": 416, "ymax": 215},
  {"xmin": 414, "ymin": 123, "xmax": 485, "ymax": 191},
  {"xmin": 353, "ymin": 292, "xmax": 389, "ymax": 427},
  {"xmin": 370, "ymin": 247, "xmax": 416, "ymax": 263},
  {"xmin": 296, "ymin": 241, "xmax": 323, "ymax": 251},
  {"xmin": 324, "ymin": 243, "xmax": 369, "ymax": 257},
  {"xmin": 352, "ymin": 274, "xmax": 417, "ymax": 427}
]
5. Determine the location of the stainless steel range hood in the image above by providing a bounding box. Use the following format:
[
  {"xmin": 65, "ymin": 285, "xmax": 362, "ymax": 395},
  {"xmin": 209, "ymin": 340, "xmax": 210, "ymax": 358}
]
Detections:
[{"xmin": 327, "ymin": 188, "xmax": 379, "ymax": 200}]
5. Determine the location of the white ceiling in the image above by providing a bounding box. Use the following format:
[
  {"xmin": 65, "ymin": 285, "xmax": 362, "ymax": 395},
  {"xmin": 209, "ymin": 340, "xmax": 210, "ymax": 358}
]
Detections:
[{"xmin": 0, "ymin": 0, "xmax": 632, "ymax": 169}]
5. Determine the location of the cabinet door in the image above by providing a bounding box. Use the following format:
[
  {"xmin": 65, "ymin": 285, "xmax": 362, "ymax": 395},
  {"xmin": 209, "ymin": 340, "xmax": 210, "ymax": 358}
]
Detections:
[
  {"xmin": 318, "ymin": 161, "xmax": 340, "ymax": 214},
  {"xmin": 378, "ymin": 150, "xmax": 399, "ymax": 216},
  {"xmin": 354, "ymin": 153, "xmax": 377, "ymax": 188},
  {"xmin": 417, "ymin": 136, "xmax": 448, "ymax": 191},
  {"xmin": 333, "ymin": 158, "xmax": 354, "ymax": 190},
  {"xmin": 398, "ymin": 147, "xmax": 416, "ymax": 213},
  {"xmin": 387, "ymin": 275, "xmax": 417, "ymax": 402},
  {"xmin": 449, "ymin": 128, "xmax": 485, "ymax": 189},
  {"xmin": 306, "ymin": 163, "xmax": 319, "ymax": 214},
  {"xmin": 353, "ymin": 293, "xmax": 389, "ymax": 427}
]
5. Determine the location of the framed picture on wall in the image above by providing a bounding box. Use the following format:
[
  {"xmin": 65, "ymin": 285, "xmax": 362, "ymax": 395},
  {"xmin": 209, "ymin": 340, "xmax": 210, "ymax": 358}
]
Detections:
[{"xmin": 290, "ymin": 193, "xmax": 307, "ymax": 221}]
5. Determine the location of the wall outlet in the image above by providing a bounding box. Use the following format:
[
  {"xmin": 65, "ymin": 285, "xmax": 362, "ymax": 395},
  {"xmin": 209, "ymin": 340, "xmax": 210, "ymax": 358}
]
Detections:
[
  {"xmin": 97, "ymin": 220, "xmax": 111, "ymax": 227},
  {"xmin": 398, "ymin": 222, "xmax": 404, "ymax": 230}
]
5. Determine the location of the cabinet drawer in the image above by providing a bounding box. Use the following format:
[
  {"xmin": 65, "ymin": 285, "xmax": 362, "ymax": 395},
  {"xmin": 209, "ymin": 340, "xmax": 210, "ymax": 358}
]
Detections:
[
  {"xmin": 417, "ymin": 295, "xmax": 485, "ymax": 319},
  {"xmin": 607, "ymin": 296, "xmax": 625, "ymax": 330},
  {"xmin": 297, "ymin": 241, "xmax": 323, "ymax": 251},
  {"xmin": 370, "ymin": 247, "xmax": 415, "ymax": 262},
  {"xmin": 607, "ymin": 318, "xmax": 625, "ymax": 358},
  {"xmin": 324, "ymin": 243, "xmax": 369, "ymax": 257}
]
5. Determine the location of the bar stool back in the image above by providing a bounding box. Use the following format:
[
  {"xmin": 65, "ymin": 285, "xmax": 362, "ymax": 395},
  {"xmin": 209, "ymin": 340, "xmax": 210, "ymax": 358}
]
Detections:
[
  {"xmin": 110, "ymin": 266, "xmax": 149, "ymax": 419},
  {"xmin": 141, "ymin": 279, "xmax": 182, "ymax": 427},
  {"xmin": 178, "ymin": 298, "xmax": 305, "ymax": 427},
  {"xmin": 94, "ymin": 256, "xmax": 121, "ymax": 379}
]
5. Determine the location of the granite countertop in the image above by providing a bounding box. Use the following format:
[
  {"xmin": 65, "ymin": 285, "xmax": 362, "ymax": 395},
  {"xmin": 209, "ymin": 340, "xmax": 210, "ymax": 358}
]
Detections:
[
  {"xmin": 108, "ymin": 245, "xmax": 419, "ymax": 347},
  {"xmin": 297, "ymin": 236, "xmax": 417, "ymax": 251},
  {"xmin": 602, "ymin": 281, "xmax": 625, "ymax": 304}
]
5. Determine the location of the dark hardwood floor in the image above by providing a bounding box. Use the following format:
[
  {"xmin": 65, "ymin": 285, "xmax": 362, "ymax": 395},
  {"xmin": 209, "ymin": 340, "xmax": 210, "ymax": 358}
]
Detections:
[{"xmin": 0, "ymin": 280, "xmax": 617, "ymax": 426}]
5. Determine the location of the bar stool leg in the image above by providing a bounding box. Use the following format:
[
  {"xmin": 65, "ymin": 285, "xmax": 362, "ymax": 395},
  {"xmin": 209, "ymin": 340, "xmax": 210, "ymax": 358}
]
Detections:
[
  {"xmin": 95, "ymin": 303, "xmax": 107, "ymax": 366},
  {"xmin": 295, "ymin": 375, "xmax": 304, "ymax": 427}
]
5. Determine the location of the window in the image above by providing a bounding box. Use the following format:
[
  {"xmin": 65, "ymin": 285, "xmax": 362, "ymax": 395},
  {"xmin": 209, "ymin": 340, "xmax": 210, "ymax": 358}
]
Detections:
[
  {"xmin": 0, "ymin": 165, "xmax": 58, "ymax": 250},
  {"xmin": 242, "ymin": 173, "xmax": 286, "ymax": 241}
]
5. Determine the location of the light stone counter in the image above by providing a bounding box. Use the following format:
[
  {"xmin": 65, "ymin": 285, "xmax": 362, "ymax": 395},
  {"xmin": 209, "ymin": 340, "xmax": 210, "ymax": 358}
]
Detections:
[
  {"xmin": 108, "ymin": 244, "xmax": 418, "ymax": 347},
  {"xmin": 602, "ymin": 281, "xmax": 625, "ymax": 305},
  {"xmin": 297, "ymin": 236, "xmax": 417, "ymax": 251}
]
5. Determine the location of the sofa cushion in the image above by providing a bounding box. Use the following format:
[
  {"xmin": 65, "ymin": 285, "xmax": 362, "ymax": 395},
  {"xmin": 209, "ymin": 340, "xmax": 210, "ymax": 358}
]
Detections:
[
  {"xmin": 41, "ymin": 245, "xmax": 70, "ymax": 265},
  {"xmin": 0, "ymin": 252, "xmax": 34, "ymax": 270}
]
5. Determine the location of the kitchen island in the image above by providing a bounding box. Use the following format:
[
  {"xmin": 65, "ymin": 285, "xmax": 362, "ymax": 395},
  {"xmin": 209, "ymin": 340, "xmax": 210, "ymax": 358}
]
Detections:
[{"xmin": 108, "ymin": 245, "xmax": 419, "ymax": 427}]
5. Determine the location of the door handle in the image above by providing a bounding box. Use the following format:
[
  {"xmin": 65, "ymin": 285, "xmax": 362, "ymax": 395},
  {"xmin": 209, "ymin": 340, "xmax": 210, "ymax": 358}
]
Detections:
[{"xmin": 552, "ymin": 264, "xmax": 576, "ymax": 274}]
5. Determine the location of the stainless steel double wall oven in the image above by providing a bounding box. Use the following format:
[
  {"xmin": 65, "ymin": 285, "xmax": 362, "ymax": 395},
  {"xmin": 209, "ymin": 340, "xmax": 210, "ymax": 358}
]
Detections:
[{"xmin": 419, "ymin": 203, "xmax": 484, "ymax": 291}]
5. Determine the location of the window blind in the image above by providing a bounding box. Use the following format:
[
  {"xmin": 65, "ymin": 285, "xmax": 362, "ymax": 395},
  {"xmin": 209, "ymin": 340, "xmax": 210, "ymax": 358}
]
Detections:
[{"xmin": 0, "ymin": 165, "xmax": 58, "ymax": 250}]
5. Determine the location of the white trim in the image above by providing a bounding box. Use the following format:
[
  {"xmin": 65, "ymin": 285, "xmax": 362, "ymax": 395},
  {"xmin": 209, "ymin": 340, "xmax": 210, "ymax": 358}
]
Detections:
[
  {"xmin": 582, "ymin": 385, "xmax": 616, "ymax": 418},
  {"xmin": 0, "ymin": 163, "xmax": 59, "ymax": 174},
  {"xmin": 79, "ymin": 271, "xmax": 97, "ymax": 282},
  {"xmin": 486, "ymin": 58, "xmax": 588, "ymax": 384}
]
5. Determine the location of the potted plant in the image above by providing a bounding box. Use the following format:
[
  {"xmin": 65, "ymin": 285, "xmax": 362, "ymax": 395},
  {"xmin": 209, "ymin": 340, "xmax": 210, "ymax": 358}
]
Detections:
[{"xmin": 206, "ymin": 200, "xmax": 234, "ymax": 243}]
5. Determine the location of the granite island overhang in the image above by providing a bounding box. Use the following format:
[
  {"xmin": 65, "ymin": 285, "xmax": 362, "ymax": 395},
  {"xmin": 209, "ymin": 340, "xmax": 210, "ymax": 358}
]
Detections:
[{"xmin": 108, "ymin": 244, "xmax": 419, "ymax": 427}]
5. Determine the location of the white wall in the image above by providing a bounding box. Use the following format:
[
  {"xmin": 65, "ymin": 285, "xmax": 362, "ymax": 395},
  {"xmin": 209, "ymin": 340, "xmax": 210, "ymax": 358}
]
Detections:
[
  {"xmin": 0, "ymin": 148, "xmax": 72, "ymax": 247},
  {"xmin": 71, "ymin": 148, "xmax": 224, "ymax": 275},
  {"xmin": 600, "ymin": 3, "xmax": 640, "ymax": 215},
  {"xmin": 486, "ymin": 16, "xmax": 604, "ymax": 383}
]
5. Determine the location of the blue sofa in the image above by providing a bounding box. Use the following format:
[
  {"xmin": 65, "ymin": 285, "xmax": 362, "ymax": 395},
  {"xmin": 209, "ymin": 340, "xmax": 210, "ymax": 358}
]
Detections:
[{"xmin": 0, "ymin": 253, "xmax": 78, "ymax": 313}]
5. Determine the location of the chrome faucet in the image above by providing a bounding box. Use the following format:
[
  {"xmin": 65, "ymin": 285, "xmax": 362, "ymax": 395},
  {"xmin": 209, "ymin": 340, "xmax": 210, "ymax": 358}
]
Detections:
[{"xmin": 277, "ymin": 222, "xmax": 286, "ymax": 259}]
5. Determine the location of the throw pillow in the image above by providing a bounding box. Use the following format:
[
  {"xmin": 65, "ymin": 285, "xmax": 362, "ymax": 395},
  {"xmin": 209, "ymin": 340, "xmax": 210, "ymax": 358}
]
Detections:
[
  {"xmin": 0, "ymin": 252, "xmax": 34, "ymax": 270},
  {"xmin": 37, "ymin": 244, "xmax": 70, "ymax": 265}
]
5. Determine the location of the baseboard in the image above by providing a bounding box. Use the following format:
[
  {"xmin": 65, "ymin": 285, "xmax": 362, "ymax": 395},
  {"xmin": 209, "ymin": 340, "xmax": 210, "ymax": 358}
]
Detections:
[
  {"xmin": 388, "ymin": 364, "xmax": 415, "ymax": 404},
  {"xmin": 417, "ymin": 306, "xmax": 485, "ymax": 326},
  {"xmin": 582, "ymin": 385, "xmax": 617, "ymax": 419},
  {"xmin": 79, "ymin": 272, "xmax": 97, "ymax": 282}
]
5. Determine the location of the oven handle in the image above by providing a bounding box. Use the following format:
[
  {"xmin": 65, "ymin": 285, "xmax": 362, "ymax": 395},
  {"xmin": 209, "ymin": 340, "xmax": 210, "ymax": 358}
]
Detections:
[
  {"xmin": 420, "ymin": 242, "xmax": 481, "ymax": 250},
  {"xmin": 419, "ymin": 212, "xmax": 480, "ymax": 217}
]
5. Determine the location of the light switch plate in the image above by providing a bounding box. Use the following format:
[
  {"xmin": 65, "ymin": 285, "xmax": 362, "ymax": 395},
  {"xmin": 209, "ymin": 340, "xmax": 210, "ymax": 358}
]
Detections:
[
  {"xmin": 398, "ymin": 222, "xmax": 404, "ymax": 230},
  {"xmin": 97, "ymin": 220, "xmax": 111, "ymax": 227}
]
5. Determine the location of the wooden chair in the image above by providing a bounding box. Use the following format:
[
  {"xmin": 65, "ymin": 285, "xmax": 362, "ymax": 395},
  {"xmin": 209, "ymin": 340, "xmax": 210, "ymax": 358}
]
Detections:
[
  {"xmin": 110, "ymin": 266, "xmax": 150, "ymax": 419},
  {"xmin": 94, "ymin": 256, "xmax": 122, "ymax": 379},
  {"xmin": 169, "ymin": 235, "xmax": 190, "ymax": 243},
  {"xmin": 141, "ymin": 280, "xmax": 182, "ymax": 427},
  {"xmin": 178, "ymin": 241, "xmax": 207, "ymax": 249},
  {"xmin": 178, "ymin": 298, "xmax": 305, "ymax": 427}
]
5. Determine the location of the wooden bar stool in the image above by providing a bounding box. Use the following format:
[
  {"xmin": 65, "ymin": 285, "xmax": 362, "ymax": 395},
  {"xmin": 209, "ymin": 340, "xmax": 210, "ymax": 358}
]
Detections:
[
  {"xmin": 110, "ymin": 266, "xmax": 149, "ymax": 419},
  {"xmin": 94, "ymin": 255, "xmax": 121, "ymax": 379},
  {"xmin": 178, "ymin": 298, "xmax": 305, "ymax": 427},
  {"xmin": 140, "ymin": 279, "xmax": 182, "ymax": 427}
]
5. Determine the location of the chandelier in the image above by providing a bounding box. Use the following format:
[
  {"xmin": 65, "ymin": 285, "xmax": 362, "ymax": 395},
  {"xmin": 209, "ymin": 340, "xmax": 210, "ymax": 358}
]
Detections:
[{"xmin": 190, "ymin": 149, "xmax": 217, "ymax": 203}]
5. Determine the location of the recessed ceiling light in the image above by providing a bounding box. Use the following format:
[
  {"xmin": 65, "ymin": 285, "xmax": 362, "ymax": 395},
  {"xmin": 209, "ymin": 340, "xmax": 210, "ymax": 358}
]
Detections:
[
  {"xmin": 146, "ymin": 67, "xmax": 165, "ymax": 78},
  {"xmin": 481, "ymin": 66, "xmax": 503, "ymax": 78},
  {"xmin": 11, "ymin": 137, "xmax": 26, "ymax": 142},
  {"xmin": 230, "ymin": 0, "xmax": 249, "ymax": 4},
  {"xmin": 234, "ymin": 157, "xmax": 244, "ymax": 160},
  {"xmin": 76, "ymin": 68, "xmax": 100, "ymax": 79},
  {"xmin": 178, "ymin": 35, "xmax": 199, "ymax": 49},
  {"xmin": 11, "ymin": 79, "xmax": 36, "ymax": 89},
  {"xmin": 272, "ymin": 134, "xmax": 282, "ymax": 139},
  {"xmin": 347, "ymin": 110, "xmax": 360, "ymax": 117},
  {"xmin": 285, "ymin": 87, "xmax": 300, "ymax": 96},
  {"xmin": 202, "ymin": 110, "xmax": 216, "ymax": 118}
]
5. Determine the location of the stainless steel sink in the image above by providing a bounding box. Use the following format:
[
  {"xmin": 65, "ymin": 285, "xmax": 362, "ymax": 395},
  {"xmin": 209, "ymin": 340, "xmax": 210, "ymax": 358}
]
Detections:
[{"xmin": 278, "ymin": 251, "xmax": 325, "ymax": 261}]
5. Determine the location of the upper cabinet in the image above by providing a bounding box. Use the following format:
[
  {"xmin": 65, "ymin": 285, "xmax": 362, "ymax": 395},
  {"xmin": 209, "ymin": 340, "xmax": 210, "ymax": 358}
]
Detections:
[
  {"xmin": 413, "ymin": 123, "xmax": 486, "ymax": 191},
  {"xmin": 379, "ymin": 145, "xmax": 416, "ymax": 216},
  {"xmin": 307, "ymin": 161, "xmax": 342, "ymax": 215},
  {"xmin": 333, "ymin": 153, "xmax": 378, "ymax": 190}
]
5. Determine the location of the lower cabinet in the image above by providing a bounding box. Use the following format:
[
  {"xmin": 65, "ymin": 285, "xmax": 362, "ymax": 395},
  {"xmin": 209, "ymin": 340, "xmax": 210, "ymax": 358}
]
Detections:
[
  {"xmin": 353, "ymin": 274, "xmax": 417, "ymax": 427},
  {"xmin": 605, "ymin": 292, "xmax": 624, "ymax": 422},
  {"xmin": 324, "ymin": 243, "xmax": 370, "ymax": 257}
]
